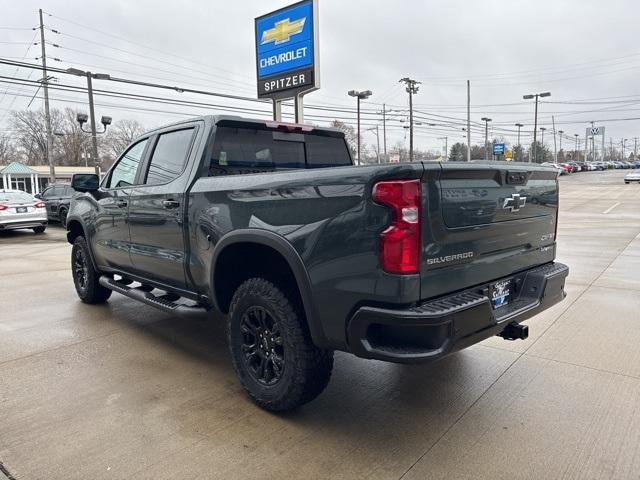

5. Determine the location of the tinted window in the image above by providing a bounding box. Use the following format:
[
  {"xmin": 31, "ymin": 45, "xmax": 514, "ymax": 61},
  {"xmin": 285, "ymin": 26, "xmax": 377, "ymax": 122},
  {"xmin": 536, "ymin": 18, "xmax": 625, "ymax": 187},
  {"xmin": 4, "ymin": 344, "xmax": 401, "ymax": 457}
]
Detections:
[
  {"xmin": 306, "ymin": 135, "xmax": 352, "ymax": 168},
  {"xmin": 108, "ymin": 139, "xmax": 148, "ymax": 189},
  {"xmin": 207, "ymin": 127, "xmax": 350, "ymax": 176},
  {"xmin": 42, "ymin": 187, "xmax": 55, "ymax": 199},
  {"xmin": 145, "ymin": 128, "xmax": 194, "ymax": 185}
]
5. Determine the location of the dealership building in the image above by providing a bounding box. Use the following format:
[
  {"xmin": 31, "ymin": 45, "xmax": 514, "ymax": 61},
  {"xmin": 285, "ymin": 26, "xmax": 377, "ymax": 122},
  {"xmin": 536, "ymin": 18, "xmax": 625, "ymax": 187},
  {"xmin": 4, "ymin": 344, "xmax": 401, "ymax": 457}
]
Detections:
[{"xmin": 0, "ymin": 161, "xmax": 99, "ymax": 194}]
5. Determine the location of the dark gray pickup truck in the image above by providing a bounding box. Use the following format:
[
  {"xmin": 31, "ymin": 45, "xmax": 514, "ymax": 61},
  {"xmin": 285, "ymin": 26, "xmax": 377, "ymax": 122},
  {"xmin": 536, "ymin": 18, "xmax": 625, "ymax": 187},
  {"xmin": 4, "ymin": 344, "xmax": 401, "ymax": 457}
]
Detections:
[{"xmin": 67, "ymin": 115, "xmax": 568, "ymax": 411}]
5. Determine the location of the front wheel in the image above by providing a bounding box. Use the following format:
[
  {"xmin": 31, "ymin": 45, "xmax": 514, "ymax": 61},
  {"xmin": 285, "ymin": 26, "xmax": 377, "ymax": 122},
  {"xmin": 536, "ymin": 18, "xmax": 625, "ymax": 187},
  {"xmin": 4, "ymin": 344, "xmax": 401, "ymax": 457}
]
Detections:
[
  {"xmin": 71, "ymin": 236, "xmax": 112, "ymax": 304},
  {"xmin": 33, "ymin": 225, "xmax": 46, "ymax": 234},
  {"xmin": 228, "ymin": 277, "xmax": 333, "ymax": 412}
]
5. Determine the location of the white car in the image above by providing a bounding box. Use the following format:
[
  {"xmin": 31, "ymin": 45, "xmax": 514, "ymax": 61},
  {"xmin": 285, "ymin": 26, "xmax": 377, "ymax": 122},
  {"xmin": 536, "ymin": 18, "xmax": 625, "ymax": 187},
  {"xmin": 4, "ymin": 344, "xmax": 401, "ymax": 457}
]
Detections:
[
  {"xmin": 540, "ymin": 162, "xmax": 566, "ymax": 175},
  {"xmin": 0, "ymin": 189, "xmax": 48, "ymax": 233},
  {"xmin": 624, "ymin": 170, "xmax": 640, "ymax": 184}
]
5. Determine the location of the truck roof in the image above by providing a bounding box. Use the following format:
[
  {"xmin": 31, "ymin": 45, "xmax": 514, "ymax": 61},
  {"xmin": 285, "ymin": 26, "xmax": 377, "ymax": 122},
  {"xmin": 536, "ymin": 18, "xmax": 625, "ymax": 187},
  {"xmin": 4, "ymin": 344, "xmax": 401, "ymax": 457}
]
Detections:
[{"xmin": 144, "ymin": 115, "xmax": 345, "ymax": 137}]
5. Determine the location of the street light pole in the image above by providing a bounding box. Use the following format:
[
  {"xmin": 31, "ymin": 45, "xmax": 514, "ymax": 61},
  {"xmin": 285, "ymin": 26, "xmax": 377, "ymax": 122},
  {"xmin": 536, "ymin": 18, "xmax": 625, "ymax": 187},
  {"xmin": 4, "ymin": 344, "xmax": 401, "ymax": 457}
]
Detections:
[
  {"xmin": 515, "ymin": 123, "xmax": 523, "ymax": 147},
  {"xmin": 399, "ymin": 78, "xmax": 420, "ymax": 162},
  {"xmin": 481, "ymin": 117, "xmax": 492, "ymax": 161},
  {"xmin": 66, "ymin": 68, "xmax": 111, "ymax": 175},
  {"xmin": 523, "ymin": 92, "xmax": 551, "ymax": 163},
  {"xmin": 86, "ymin": 73, "xmax": 101, "ymax": 176},
  {"xmin": 348, "ymin": 89, "xmax": 372, "ymax": 165}
]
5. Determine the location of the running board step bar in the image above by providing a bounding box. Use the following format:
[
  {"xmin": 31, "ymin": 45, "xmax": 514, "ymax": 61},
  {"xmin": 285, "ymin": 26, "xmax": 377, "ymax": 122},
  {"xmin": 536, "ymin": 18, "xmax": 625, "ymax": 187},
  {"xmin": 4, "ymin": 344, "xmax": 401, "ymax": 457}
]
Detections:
[{"xmin": 99, "ymin": 275, "xmax": 208, "ymax": 319}]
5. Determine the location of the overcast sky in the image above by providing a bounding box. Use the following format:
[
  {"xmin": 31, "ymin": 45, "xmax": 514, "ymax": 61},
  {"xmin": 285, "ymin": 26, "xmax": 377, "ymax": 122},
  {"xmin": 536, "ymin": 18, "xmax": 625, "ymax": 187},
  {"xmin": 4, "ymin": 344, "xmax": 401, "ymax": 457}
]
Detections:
[{"xmin": 2, "ymin": 0, "xmax": 640, "ymax": 154}]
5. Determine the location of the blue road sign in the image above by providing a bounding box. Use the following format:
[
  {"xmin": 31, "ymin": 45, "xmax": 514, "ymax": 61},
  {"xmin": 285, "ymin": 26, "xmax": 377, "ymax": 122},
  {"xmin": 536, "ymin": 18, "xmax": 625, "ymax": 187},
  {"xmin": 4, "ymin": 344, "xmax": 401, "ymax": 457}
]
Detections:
[
  {"xmin": 493, "ymin": 143, "xmax": 506, "ymax": 155},
  {"xmin": 255, "ymin": 0, "xmax": 318, "ymax": 99}
]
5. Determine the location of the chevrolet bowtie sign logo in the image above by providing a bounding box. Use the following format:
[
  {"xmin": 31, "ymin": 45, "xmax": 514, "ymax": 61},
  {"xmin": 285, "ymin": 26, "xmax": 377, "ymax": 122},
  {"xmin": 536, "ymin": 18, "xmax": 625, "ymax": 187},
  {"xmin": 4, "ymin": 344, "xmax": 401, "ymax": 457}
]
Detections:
[
  {"xmin": 261, "ymin": 17, "xmax": 306, "ymax": 45},
  {"xmin": 503, "ymin": 193, "xmax": 527, "ymax": 212}
]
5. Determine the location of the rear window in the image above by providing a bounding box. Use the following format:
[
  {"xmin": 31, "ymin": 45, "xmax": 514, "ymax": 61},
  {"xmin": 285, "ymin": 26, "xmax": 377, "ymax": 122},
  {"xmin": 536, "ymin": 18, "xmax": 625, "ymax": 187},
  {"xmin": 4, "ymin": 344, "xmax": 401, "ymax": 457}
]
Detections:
[
  {"xmin": 0, "ymin": 191, "xmax": 34, "ymax": 203},
  {"xmin": 207, "ymin": 127, "xmax": 351, "ymax": 176}
]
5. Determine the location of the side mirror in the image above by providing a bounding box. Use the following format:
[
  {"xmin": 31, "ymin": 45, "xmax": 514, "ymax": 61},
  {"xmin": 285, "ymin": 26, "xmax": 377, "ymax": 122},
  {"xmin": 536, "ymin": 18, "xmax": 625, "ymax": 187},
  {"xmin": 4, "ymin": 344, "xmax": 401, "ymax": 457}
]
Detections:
[
  {"xmin": 34, "ymin": 193, "xmax": 42, "ymax": 199},
  {"xmin": 71, "ymin": 173, "xmax": 99, "ymax": 193}
]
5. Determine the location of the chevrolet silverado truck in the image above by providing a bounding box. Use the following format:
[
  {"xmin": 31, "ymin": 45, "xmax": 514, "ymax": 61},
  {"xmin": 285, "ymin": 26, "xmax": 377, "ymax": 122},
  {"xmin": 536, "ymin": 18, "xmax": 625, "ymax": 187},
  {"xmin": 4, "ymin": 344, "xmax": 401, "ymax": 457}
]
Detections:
[{"xmin": 66, "ymin": 115, "xmax": 569, "ymax": 411}]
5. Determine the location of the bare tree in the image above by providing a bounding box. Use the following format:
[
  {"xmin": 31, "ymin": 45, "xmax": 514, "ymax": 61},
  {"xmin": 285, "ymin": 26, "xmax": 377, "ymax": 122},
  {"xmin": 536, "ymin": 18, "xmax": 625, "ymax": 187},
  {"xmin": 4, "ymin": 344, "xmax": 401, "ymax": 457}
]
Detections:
[
  {"xmin": 0, "ymin": 133, "xmax": 18, "ymax": 164},
  {"xmin": 103, "ymin": 119, "xmax": 145, "ymax": 164},
  {"xmin": 329, "ymin": 120, "xmax": 360, "ymax": 156},
  {"xmin": 9, "ymin": 109, "xmax": 63, "ymax": 165}
]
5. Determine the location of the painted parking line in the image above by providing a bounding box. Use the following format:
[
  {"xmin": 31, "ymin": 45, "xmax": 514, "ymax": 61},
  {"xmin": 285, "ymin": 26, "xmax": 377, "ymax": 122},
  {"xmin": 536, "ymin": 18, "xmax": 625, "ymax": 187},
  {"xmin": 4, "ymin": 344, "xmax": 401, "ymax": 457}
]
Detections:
[{"xmin": 602, "ymin": 202, "xmax": 621, "ymax": 214}]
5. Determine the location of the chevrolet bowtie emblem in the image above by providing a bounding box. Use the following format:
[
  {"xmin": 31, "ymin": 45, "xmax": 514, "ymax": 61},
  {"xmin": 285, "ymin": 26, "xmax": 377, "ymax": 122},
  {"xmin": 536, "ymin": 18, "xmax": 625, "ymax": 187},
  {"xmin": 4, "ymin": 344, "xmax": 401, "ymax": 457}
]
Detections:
[
  {"xmin": 503, "ymin": 193, "xmax": 527, "ymax": 212},
  {"xmin": 261, "ymin": 17, "xmax": 306, "ymax": 45}
]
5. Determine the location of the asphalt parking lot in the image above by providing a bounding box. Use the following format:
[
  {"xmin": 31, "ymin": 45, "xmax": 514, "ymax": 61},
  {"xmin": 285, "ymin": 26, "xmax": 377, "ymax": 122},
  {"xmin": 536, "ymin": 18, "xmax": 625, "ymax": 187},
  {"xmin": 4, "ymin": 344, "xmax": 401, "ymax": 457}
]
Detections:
[{"xmin": 1, "ymin": 169, "xmax": 639, "ymax": 480}]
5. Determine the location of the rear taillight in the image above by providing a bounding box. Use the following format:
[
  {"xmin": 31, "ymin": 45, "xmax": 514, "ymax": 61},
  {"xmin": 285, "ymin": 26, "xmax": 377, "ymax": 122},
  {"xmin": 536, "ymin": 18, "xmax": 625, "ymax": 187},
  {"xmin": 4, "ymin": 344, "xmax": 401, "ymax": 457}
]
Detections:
[
  {"xmin": 372, "ymin": 179, "xmax": 421, "ymax": 274},
  {"xmin": 0, "ymin": 204, "xmax": 8, "ymax": 211},
  {"xmin": 34, "ymin": 202, "xmax": 46, "ymax": 209}
]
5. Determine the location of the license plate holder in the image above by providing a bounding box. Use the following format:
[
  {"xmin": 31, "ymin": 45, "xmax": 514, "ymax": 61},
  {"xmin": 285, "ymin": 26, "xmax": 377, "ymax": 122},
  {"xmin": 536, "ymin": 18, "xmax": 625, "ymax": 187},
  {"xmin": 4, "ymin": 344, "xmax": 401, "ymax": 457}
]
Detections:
[
  {"xmin": 16, "ymin": 207, "xmax": 27, "ymax": 213},
  {"xmin": 490, "ymin": 279, "xmax": 512, "ymax": 309}
]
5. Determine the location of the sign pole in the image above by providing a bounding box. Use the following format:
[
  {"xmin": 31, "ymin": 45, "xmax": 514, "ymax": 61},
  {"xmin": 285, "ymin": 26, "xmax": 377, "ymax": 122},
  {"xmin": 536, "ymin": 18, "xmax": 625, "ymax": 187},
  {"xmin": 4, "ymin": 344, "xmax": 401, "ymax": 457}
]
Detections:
[
  {"xmin": 294, "ymin": 94, "xmax": 304, "ymax": 124},
  {"xmin": 272, "ymin": 99, "xmax": 282, "ymax": 121}
]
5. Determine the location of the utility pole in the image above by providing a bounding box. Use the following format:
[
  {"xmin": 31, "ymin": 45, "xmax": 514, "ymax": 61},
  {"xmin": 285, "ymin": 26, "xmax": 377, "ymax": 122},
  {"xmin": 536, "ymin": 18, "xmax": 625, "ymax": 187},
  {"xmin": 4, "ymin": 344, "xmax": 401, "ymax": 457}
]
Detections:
[
  {"xmin": 574, "ymin": 134, "xmax": 579, "ymax": 161},
  {"xmin": 590, "ymin": 121, "xmax": 595, "ymax": 162},
  {"xmin": 382, "ymin": 104, "xmax": 387, "ymax": 162},
  {"xmin": 558, "ymin": 130, "xmax": 564, "ymax": 161},
  {"xmin": 466, "ymin": 80, "xmax": 471, "ymax": 162},
  {"xmin": 622, "ymin": 138, "xmax": 627, "ymax": 160},
  {"xmin": 481, "ymin": 117, "xmax": 492, "ymax": 161},
  {"xmin": 634, "ymin": 137, "xmax": 638, "ymax": 159},
  {"xmin": 438, "ymin": 136, "xmax": 448, "ymax": 161},
  {"xmin": 552, "ymin": 116, "xmax": 558, "ymax": 163},
  {"xmin": 399, "ymin": 77, "xmax": 420, "ymax": 162},
  {"xmin": 610, "ymin": 137, "xmax": 613, "ymax": 161},
  {"xmin": 540, "ymin": 127, "xmax": 546, "ymax": 162},
  {"xmin": 38, "ymin": 9, "xmax": 55, "ymax": 183},
  {"xmin": 368, "ymin": 125, "xmax": 380, "ymax": 164}
]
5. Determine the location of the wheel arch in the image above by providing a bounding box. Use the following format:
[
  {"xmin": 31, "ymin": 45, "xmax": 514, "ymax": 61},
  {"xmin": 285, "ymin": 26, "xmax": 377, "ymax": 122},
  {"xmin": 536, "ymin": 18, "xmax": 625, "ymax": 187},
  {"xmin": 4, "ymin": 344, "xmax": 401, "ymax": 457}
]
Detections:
[
  {"xmin": 211, "ymin": 229, "xmax": 328, "ymax": 348},
  {"xmin": 66, "ymin": 218, "xmax": 99, "ymax": 271}
]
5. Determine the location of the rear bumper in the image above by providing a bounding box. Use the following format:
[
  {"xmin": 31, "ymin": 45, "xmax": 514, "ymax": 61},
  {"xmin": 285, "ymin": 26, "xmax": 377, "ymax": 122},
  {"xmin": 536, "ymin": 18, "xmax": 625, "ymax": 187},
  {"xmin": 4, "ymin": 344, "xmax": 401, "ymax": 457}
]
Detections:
[
  {"xmin": 347, "ymin": 262, "xmax": 569, "ymax": 363},
  {"xmin": 0, "ymin": 218, "xmax": 48, "ymax": 230}
]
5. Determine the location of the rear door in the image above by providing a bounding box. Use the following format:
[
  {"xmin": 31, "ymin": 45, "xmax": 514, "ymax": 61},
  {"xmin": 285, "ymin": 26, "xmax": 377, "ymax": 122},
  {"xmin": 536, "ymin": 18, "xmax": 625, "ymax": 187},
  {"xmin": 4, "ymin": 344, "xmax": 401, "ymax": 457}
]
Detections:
[
  {"xmin": 128, "ymin": 124, "xmax": 199, "ymax": 289},
  {"xmin": 420, "ymin": 162, "xmax": 559, "ymax": 300}
]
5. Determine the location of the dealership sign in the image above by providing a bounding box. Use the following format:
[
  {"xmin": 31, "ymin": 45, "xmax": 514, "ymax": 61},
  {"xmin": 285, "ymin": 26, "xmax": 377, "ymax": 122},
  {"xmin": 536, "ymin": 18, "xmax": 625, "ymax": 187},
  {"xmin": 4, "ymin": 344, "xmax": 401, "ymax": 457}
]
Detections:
[{"xmin": 255, "ymin": 0, "xmax": 319, "ymax": 99}]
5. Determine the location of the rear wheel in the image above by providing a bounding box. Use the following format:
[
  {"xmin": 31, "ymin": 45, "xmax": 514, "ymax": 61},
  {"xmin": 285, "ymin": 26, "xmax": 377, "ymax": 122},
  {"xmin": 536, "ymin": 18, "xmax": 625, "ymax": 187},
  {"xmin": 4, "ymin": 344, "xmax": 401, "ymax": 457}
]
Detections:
[
  {"xmin": 228, "ymin": 277, "xmax": 333, "ymax": 412},
  {"xmin": 33, "ymin": 225, "xmax": 46, "ymax": 234},
  {"xmin": 71, "ymin": 236, "xmax": 112, "ymax": 304}
]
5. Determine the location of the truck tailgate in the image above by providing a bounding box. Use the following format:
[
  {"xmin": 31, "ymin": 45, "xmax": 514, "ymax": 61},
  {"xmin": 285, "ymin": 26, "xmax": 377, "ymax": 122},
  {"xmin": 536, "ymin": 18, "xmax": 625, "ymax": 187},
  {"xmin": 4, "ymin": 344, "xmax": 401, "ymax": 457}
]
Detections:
[{"xmin": 420, "ymin": 162, "xmax": 559, "ymax": 300}]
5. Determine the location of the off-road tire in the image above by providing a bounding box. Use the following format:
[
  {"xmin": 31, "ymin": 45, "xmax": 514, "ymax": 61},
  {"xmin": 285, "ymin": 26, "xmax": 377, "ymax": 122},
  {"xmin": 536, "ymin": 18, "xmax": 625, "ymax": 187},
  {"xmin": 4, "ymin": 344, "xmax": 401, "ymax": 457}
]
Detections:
[
  {"xmin": 71, "ymin": 236, "xmax": 112, "ymax": 304},
  {"xmin": 33, "ymin": 225, "xmax": 46, "ymax": 234},
  {"xmin": 228, "ymin": 277, "xmax": 333, "ymax": 412}
]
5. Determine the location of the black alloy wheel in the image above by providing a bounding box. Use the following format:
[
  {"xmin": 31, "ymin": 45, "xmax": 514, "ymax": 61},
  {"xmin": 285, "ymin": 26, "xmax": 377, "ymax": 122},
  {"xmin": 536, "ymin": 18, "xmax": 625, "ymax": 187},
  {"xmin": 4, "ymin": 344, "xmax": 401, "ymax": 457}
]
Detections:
[{"xmin": 240, "ymin": 305, "xmax": 285, "ymax": 386}]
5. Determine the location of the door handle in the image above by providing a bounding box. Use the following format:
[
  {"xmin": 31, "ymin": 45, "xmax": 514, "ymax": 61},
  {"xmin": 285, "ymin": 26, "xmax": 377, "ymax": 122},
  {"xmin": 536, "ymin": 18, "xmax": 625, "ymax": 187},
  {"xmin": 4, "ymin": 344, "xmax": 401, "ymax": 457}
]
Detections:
[
  {"xmin": 115, "ymin": 200, "xmax": 128, "ymax": 208},
  {"xmin": 162, "ymin": 199, "xmax": 180, "ymax": 209}
]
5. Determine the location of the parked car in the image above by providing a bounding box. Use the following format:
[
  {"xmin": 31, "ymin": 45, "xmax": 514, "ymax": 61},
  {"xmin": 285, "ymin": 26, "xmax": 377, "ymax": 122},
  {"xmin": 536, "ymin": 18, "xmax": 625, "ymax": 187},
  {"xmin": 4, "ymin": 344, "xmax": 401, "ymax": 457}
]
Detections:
[
  {"xmin": 65, "ymin": 115, "xmax": 569, "ymax": 411},
  {"xmin": 624, "ymin": 170, "xmax": 640, "ymax": 184},
  {"xmin": 541, "ymin": 162, "xmax": 566, "ymax": 175},
  {"xmin": 36, "ymin": 183, "xmax": 73, "ymax": 226},
  {"xmin": 0, "ymin": 189, "xmax": 47, "ymax": 233},
  {"xmin": 558, "ymin": 163, "xmax": 574, "ymax": 174}
]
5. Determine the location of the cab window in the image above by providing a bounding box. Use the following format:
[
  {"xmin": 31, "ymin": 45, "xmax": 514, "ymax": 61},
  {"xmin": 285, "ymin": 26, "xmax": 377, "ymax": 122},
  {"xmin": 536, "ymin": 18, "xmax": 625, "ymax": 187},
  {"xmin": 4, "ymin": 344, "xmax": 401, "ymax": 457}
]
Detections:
[
  {"xmin": 144, "ymin": 128, "xmax": 194, "ymax": 185},
  {"xmin": 107, "ymin": 139, "xmax": 148, "ymax": 189}
]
